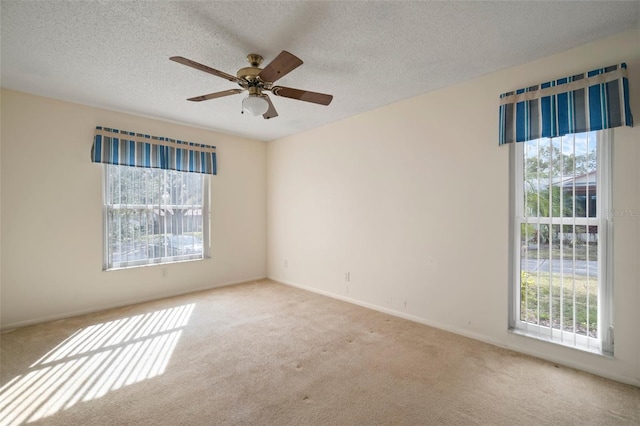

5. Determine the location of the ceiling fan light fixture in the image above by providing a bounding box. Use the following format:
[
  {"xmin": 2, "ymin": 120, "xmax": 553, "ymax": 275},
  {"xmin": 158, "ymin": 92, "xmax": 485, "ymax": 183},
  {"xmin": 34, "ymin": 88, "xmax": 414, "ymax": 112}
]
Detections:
[{"xmin": 242, "ymin": 94, "xmax": 269, "ymax": 116}]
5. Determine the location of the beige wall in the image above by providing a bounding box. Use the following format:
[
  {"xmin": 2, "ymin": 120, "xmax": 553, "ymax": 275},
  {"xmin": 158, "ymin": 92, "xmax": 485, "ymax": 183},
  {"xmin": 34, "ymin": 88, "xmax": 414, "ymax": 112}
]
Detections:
[
  {"xmin": 267, "ymin": 29, "xmax": 640, "ymax": 386},
  {"xmin": 0, "ymin": 90, "xmax": 267, "ymax": 327}
]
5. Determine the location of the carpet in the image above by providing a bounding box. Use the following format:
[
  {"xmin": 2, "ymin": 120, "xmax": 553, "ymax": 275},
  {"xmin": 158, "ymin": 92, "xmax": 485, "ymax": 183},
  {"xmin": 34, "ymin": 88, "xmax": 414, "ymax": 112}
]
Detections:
[{"xmin": 1, "ymin": 279, "xmax": 638, "ymax": 425}]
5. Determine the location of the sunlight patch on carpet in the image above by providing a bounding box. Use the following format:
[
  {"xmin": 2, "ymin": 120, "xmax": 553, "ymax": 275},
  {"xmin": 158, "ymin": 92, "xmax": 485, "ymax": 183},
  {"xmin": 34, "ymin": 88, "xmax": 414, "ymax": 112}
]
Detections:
[{"xmin": 0, "ymin": 303, "xmax": 195, "ymax": 424}]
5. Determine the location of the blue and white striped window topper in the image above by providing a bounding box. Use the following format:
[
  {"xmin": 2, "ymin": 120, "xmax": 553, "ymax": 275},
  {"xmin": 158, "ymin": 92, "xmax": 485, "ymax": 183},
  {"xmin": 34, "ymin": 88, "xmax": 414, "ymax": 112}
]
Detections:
[
  {"xmin": 91, "ymin": 127, "xmax": 217, "ymax": 175},
  {"xmin": 499, "ymin": 63, "xmax": 633, "ymax": 146}
]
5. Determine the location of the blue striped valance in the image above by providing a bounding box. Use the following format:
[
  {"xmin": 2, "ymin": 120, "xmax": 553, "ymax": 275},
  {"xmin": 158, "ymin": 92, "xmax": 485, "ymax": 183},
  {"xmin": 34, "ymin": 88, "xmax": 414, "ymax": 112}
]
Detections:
[
  {"xmin": 499, "ymin": 63, "xmax": 633, "ymax": 145},
  {"xmin": 91, "ymin": 127, "xmax": 216, "ymax": 175}
]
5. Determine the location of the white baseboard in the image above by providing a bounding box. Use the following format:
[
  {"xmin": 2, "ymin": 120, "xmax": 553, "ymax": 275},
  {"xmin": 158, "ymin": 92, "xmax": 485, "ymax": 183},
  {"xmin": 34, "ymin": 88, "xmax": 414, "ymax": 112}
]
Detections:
[
  {"xmin": 1, "ymin": 276, "xmax": 267, "ymax": 331},
  {"xmin": 272, "ymin": 276, "xmax": 502, "ymax": 344},
  {"xmin": 270, "ymin": 276, "xmax": 640, "ymax": 388}
]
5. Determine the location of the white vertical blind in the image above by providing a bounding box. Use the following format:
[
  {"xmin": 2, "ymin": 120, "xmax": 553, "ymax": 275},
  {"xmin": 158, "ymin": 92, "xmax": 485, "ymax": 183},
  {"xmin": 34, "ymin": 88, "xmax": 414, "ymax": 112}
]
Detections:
[
  {"xmin": 514, "ymin": 131, "xmax": 610, "ymax": 353},
  {"xmin": 104, "ymin": 165, "xmax": 208, "ymax": 270}
]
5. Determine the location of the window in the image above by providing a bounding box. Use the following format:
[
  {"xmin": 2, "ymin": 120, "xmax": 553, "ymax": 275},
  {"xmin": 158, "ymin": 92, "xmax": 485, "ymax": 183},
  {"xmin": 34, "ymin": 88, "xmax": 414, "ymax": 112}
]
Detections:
[
  {"xmin": 510, "ymin": 131, "xmax": 612, "ymax": 354},
  {"xmin": 104, "ymin": 165, "xmax": 210, "ymax": 270}
]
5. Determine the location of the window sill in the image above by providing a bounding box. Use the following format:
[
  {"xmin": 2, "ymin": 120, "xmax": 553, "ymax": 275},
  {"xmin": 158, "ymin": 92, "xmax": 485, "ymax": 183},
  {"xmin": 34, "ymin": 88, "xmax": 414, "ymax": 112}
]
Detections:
[
  {"xmin": 508, "ymin": 327, "xmax": 613, "ymax": 359},
  {"xmin": 104, "ymin": 256, "xmax": 211, "ymax": 272}
]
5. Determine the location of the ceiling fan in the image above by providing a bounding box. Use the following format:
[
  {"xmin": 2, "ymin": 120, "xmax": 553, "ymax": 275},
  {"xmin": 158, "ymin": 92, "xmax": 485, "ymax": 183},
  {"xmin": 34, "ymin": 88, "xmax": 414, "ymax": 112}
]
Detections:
[{"xmin": 170, "ymin": 51, "xmax": 333, "ymax": 119}]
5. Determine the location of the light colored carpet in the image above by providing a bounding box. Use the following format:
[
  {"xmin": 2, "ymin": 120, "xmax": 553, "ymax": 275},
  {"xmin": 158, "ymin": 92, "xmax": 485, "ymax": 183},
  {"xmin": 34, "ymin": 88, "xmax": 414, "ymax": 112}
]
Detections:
[{"xmin": 1, "ymin": 279, "xmax": 638, "ymax": 425}]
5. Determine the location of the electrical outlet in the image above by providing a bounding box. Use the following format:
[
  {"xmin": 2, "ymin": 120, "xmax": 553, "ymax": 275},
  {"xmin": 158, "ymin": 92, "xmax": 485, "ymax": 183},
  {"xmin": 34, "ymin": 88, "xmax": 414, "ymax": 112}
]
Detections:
[
  {"xmin": 345, "ymin": 272, "xmax": 350, "ymax": 281},
  {"xmin": 162, "ymin": 268, "xmax": 168, "ymax": 278}
]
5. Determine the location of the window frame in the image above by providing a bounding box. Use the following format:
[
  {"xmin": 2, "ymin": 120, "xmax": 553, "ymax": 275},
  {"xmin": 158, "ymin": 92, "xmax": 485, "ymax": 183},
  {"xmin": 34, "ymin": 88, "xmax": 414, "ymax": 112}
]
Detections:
[
  {"xmin": 508, "ymin": 130, "xmax": 613, "ymax": 355},
  {"xmin": 102, "ymin": 164, "xmax": 211, "ymax": 271}
]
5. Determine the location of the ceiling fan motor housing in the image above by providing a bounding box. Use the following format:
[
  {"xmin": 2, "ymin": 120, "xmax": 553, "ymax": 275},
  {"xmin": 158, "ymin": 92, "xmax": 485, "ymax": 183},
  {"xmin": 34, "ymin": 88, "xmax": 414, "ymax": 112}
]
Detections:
[{"xmin": 237, "ymin": 54, "xmax": 264, "ymax": 86}]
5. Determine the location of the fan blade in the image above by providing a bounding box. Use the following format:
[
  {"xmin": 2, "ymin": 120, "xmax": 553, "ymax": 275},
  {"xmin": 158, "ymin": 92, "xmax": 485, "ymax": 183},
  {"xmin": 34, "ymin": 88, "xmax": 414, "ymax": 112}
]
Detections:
[
  {"xmin": 257, "ymin": 51, "xmax": 303, "ymax": 83},
  {"xmin": 170, "ymin": 56, "xmax": 242, "ymax": 84},
  {"xmin": 187, "ymin": 89, "xmax": 244, "ymax": 102},
  {"xmin": 263, "ymin": 95, "xmax": 278, "ymax": 119},
  {"xmin": 271, "ymin": 86, "xmax": 333, "ymax": 105}
]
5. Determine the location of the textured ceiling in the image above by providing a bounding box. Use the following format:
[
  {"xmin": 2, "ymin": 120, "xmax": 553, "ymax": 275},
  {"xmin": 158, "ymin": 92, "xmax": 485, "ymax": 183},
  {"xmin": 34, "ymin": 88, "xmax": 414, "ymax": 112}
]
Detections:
[{"xmin": 1, "ymin": 1, "xmax": 638, "ymax": 142}]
